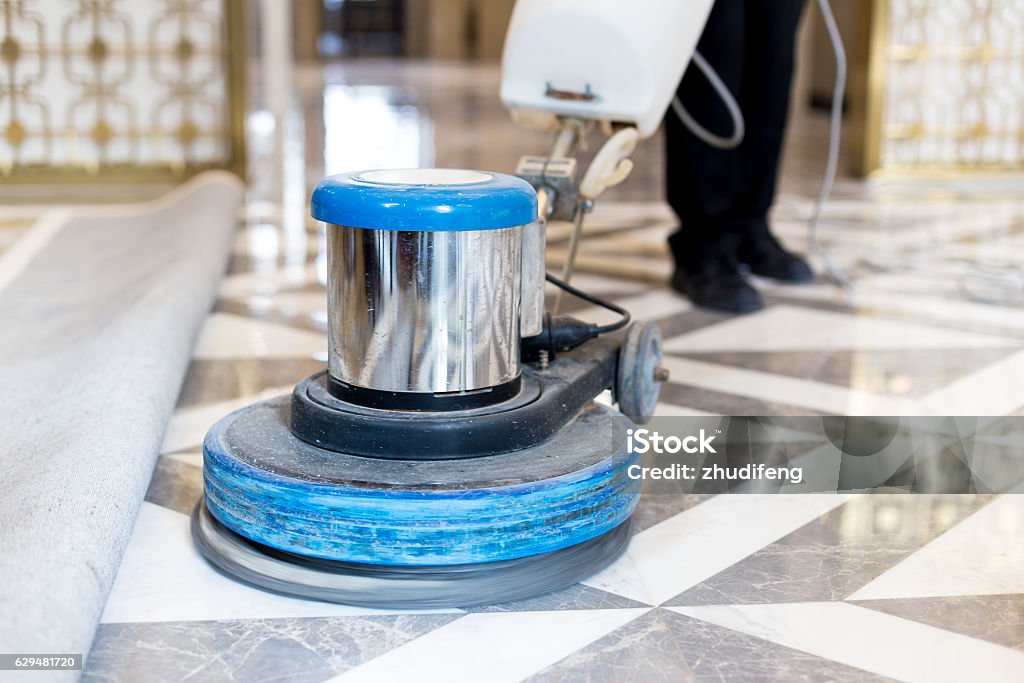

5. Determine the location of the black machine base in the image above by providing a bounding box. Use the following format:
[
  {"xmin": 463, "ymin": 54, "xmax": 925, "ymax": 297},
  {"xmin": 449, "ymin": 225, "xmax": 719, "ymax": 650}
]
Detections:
[
  {"xmin": 291, "ymin": 337, "xmax": 621, "ymax": 459},
  {"xmin": 326, "ymin": 374, "xmax": 523, "ymax": 412}
]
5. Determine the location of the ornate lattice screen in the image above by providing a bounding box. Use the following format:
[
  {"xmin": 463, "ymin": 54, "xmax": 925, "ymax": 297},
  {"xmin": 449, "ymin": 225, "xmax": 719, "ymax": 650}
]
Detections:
[
  {"xmin": 861, "ymin": 0, "xmax": 1024, "ymax": 173},
  {"xmin": 0, "ymin": 0, "xmax": 244, "ymax": 181}
]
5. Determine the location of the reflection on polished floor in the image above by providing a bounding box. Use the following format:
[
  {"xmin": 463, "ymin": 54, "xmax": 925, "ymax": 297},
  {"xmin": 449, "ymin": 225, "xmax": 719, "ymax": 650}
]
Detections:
[{"xmin": 64, "ymin": 60, "xmax": 1024, "ymax": 680}]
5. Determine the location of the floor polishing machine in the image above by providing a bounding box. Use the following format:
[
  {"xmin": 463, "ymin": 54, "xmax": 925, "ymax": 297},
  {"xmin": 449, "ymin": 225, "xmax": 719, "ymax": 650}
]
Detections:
[{"xmin": 192, "ymin": 0, "xmax": 718, "ymax": 607}]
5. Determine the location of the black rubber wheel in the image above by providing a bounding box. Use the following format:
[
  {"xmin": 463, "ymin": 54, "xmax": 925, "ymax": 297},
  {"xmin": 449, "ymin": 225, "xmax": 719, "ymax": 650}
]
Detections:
[{"xmin": 615, "ymin": 321, "xmax": 664, "ymax": 423}]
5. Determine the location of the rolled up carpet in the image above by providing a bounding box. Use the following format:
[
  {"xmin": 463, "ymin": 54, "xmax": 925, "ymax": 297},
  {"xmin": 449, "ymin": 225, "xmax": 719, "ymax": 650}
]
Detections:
[{"xmin": 0, "ymin": 172, "xmax": 244, "ymax": 679}]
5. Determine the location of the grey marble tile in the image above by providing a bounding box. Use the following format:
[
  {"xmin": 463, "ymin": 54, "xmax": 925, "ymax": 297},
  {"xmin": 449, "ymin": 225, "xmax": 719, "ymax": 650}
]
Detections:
[
  {"xmin": 527, "ymin": 608, "xmax": 893, "ymax": 683},
  {"xmin": 657, "ymin": 306, "xmax": 735, "ymax": 340},
  {"xmin": 465, "ymin": 584, "xmax": 650, "ymax": 613},
  {"xmin": 658, "ymin": 381, "xmax": 835, "ymax": 417},
  {"xmin": 671, "ymin": 348, "xmax": 1017, "ymax": 397},
  {"xmin": 851, "ymin": 595, "xmax": 1024, "ymax": 651},
  {"xmin": 665, "ymin": 495, "xmax": 994, "ymax": 606},
  {"xmin": 82, "ymin": 614, "xmax": 461, "ymax": 683},
  {"xmin": 145, "ymin": 457, "xmax": 204, "ymax": 516},
  {"xmin": 176, "ymin": 358, "xmax": 327, "ymax": 409}
]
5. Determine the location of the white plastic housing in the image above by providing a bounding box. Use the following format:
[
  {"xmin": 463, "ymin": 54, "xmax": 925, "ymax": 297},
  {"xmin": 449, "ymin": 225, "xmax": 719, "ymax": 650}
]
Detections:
[{"xmin": 500, "ymin": 0, "xmax": 715, "ymax": 138}]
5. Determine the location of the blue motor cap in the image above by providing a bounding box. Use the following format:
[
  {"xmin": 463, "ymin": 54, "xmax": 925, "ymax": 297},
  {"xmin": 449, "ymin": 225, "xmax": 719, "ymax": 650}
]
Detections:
[{"xmin": 311, "ymin": 168, "xmax": 538, "ymax": 231}]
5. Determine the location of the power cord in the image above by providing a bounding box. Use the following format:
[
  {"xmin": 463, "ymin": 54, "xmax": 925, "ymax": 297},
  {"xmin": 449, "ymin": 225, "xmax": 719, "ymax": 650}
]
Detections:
[
  {"xmin": 809, "ymin": 0, "xmax": 849, "ymax": 288},
  {"xmin": 671, "ymin": 50, "xmax": 745, "ymax": 150},
  {"xmin": 521, "ymin": 273, "xmax": 633, "ymax": 361},
  {"xmin": 545, "ymin": 272, "xmax": 631, "ymax": 334}
]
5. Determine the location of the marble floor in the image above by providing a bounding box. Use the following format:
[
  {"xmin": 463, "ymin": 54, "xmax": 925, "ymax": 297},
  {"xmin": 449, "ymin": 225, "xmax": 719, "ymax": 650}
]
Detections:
[{"xmin": 5, "ymin": 58, "xmax": 1024, "ymax": 681}]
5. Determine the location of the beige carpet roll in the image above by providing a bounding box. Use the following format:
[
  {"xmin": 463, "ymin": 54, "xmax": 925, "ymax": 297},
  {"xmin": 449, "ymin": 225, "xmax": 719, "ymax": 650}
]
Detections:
[{"xmin": 0, "ymin": 172, "xmax": 244, "ymax": 681}]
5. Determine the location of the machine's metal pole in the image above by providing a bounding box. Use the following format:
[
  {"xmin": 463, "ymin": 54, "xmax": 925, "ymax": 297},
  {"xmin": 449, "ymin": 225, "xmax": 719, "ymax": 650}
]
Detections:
[
  {"xmin": 555, "ymin": 197, "xmax": 594, "ymax": 303},
  {"xmin": 548, "ymin": 120, "xmax": 584, "ymax": 314},
  {"xmin": 550, "ymin": 120, "xmax": 582, "ymax": 159},
  {"xmin": 520, "ymin": 217, "xmax": 547, "ymax": 337}
]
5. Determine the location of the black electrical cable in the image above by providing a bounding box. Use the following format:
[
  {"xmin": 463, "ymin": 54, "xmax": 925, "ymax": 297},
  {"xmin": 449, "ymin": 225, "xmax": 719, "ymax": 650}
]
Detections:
[{"xmin": 545, "ymin": 272, "xmax": 631, "ymax": 334}]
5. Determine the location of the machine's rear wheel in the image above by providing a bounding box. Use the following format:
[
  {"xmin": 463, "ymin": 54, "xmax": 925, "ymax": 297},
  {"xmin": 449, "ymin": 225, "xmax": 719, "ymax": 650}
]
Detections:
[{"xmin": 616, "ymin": 321, "xmax": 664, "ymax": 423}]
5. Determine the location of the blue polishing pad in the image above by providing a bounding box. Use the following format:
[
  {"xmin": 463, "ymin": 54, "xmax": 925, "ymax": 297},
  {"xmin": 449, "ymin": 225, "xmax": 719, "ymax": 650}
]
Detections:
[{"xmin": 202, "ymin": 398, "xmax": 639, "ymax": 566}]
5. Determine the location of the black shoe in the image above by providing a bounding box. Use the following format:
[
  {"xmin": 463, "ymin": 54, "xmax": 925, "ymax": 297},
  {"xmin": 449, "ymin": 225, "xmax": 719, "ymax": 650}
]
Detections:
[
  {"xmin": 737, "ymin": 219, "xmax": 814, "ymax": 283},
  {"xmin": 670, "ymin": 261, "xmax": 763, "ymax": 314}
]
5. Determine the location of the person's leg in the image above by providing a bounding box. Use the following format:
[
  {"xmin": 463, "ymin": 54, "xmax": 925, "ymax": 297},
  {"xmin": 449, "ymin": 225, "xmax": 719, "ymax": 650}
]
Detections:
[
  {"xmin": 664, "ymin": 0, "xmax": 762, "ymax": 313},
  {"xmin": 734, "ymin": 0, "xmax": 813, "ymax": 282}
]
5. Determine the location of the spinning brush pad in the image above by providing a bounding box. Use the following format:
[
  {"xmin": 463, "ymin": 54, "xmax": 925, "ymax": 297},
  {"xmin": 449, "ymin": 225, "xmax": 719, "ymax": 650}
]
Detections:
[{"xmin": 191, "ymin": 503, "xmax": 632, "ymax": 609}]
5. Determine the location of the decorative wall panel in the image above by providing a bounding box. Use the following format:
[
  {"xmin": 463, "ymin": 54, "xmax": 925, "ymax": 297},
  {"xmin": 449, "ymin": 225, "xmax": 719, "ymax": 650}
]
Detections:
[
  {"xmin": 864, "ymin": 0, "xmax": 1024, "ymax": 173},
  {"xmin": 0, "ymin": 0, "xmax": 243, "ymax": 180}
]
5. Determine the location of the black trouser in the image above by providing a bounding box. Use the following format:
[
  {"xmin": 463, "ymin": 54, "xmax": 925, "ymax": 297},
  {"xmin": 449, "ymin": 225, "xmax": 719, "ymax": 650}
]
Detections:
[{"xmin": 665, "ymin": 0, "xmax": 805, "ymax": 262}]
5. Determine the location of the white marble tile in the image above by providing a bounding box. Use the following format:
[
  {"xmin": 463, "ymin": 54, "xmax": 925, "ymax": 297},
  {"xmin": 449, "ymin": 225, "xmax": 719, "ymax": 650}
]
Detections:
[
  {"xmin": 581, "ymin": 494, "xmax": 853, "ymax": 605},
  {"xmin": 849, "ymin": 494, "xmax": 1024, "ymax": 600},
  {"xmin": 775, "ymin": 195, "xmax": 1013, "ymax": 247},
  {"xmin": 780, "ymin": 274, "xmax": 1024, "ymax": 336},
  {"xmin": 663, "ymin": 305, "xmax": 1019, "ymax": 354},
  {"xmin": 326, "ymin": 609, "xmax": 648, "ymax": 683},
  {"xmin": 757, "ymin": 278, "xmax": 844, "ymax": 302},
  {"xmin": 571, "ymin": 289, "xmax": 691, "ymax": 326},
  {"xmin": 565, "ymin": 201, "xmax": 675, "ymax": 232},
  {"xmin": 544, "ymin": 272, "xmax": 648, "ymax": 298},
  {"xmin": 160, "ymin": 384, "xmax": 294, "ymax": 453},
  {"xmin": 218, "ymin": 262, "xmax": 320, "ymax": 299},
  {"xmin": 670, "ymin": 602, "xmax": 1024, "ymax": 683},
  {"xmin": 659, "ymin": 356, "xmax": 922, "ymax": 415},
  {"xmin": 922, "ymin": 349, "xmax": 1024, "ymax": 416},
  {"xmin": 231, "ymin": 221, "xmax": 319, "ymax": 265},
  {"xmin": 192, "ymin": 312, "xmax": 327, "ymax": 360},
  {"xmin": 252, "ymin": 290, "xmax": 329, "ymax": 319},
  {"xmin": 102, "ymin": 503, "xmax": 453, "ymax": 623},
  {"xmin": 652, "ymin": 401, "xmax": 718, "ymax": 417},
  {"xmin": 596, "ymin": 225, "xmax": 673, "ymax": 251},
  {"xmin": 949, "ymin": 236, "xmax": 1024, "ymax": 265}
]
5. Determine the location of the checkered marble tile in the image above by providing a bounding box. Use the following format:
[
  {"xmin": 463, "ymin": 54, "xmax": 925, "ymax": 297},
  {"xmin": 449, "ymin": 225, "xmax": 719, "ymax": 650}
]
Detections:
[
  {"xmin": 85, "ymin": 204, "xmax": 1024, "ymax": 680},
  {"xmin": 80, "ymin": 60, "xmax": 1024, "ymax": 681}
]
